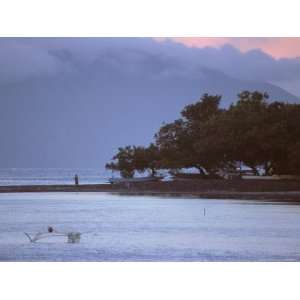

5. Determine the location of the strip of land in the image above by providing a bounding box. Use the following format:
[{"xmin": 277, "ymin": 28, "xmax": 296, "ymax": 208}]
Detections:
[{"xmin": 0, "ymin": 180, "xmax": 300, "ymax": 201}]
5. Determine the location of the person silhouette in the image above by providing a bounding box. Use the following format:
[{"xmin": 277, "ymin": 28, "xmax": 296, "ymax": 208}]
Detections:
[{"xmin": 74, "ymin": 174, "xmax": 79, "ymax": 186}]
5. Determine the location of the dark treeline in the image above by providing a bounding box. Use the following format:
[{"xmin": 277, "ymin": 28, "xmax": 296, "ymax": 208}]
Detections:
[{"xmin": 105, "ymin": 91, "xmax": 300, "ymax": 178}]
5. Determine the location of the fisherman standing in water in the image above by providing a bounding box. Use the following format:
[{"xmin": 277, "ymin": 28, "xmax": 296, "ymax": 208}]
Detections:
[{"xmin": 74, "ymin": 174, "xmax": 79, "ymax": 186}]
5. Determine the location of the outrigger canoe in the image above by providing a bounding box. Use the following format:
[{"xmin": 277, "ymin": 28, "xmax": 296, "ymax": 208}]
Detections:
[{"xmin": 24, "ymin": 227, "xmax": 81, "ymax": 243}]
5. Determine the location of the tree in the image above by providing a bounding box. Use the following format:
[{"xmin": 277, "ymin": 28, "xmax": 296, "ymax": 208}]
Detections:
[
  {"xmin": 156, "ymin": 94, "xmax": 226, "ymax": 175},
  {"xmin": 155, "ymin": 119, "xmax": 195, "ymax": 170},
  {"xmin": 223, "ymin": 91, "xmax": 270, "ymax": 175},
  {"xmin": 106, "ymin": 90, "xmax": 300, "ymax": 178},
  {"xmin": 105, "ymin": 146, "xmax": 135, "ymax": 178},
  {"xmin": 133, "ymin": 144, "xmax": 162, "ymax": 176},
  {"xmin": 181, "ymin": 93, "xmax": 222, "ymax": 123},
  {"xmin": 105, "ymin": 144, "xmax": 162, "ymax": 178},
  {"xmin": 266, "ymin": 102, "xmax": 300, "ymax": 175},
  {"xmin": 285, "ymin": 104, "xmax": 300, "ymax": 175},
  {"xmin": 287, "ymin": 142, "xmax": 300, "ymax": 175}
]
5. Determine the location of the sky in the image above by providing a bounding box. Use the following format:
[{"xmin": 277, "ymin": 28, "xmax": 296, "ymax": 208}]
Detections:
[
  {"xmin": 158, "ymin": 37, "xmax": 300, "ymax": 96},
  {"xmin": 1, "ymin": 37, "xmax": 300, "ymax": 168},
  {"xmin": 164, "ymin": 37, "xmax": 300, "ymax": 59}
]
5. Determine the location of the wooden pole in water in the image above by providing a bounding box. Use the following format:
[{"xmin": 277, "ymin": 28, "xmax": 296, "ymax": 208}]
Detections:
[{"xmin": 204, "ymin": 208, "xmax": 206, "ymax": 216}]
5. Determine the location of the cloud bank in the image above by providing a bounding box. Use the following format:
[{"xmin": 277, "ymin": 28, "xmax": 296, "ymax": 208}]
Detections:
[{"xmin": 1, "ymin": 38, "xmax": 300, "ymax": 96}]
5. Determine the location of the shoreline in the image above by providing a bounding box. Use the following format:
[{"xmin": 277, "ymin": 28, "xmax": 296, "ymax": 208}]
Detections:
[{"xmin": 1, "ymin": 180, "xmax": 300, "ymax": 201}]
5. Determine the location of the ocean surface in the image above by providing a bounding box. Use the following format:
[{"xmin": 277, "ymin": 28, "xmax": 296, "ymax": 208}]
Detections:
[
  {"xmin": 0, "ymin": 192, "xmax": 300, "ymax": 261},
  {"xmin": 0, "ymin": 168, "xmax": 110, "ymax": 186}
]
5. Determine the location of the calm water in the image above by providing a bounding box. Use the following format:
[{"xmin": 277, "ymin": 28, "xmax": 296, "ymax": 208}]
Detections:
[
  {"xmin": 0, "ymin": 168, "xmax": 110, "ymax": 185},
  {"xmin": 0, "ymin": 192, "xmax": 300, "ymax": 261}
]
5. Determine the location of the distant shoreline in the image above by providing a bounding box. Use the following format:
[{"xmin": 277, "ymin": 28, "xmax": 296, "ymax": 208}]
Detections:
[{"xmin": 1, "ymin": 180, "xmax": 300, "ymax": 201}]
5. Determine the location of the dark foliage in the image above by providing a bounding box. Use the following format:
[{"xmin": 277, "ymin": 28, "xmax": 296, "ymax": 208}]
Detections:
[{"xmin": 106, "ymin": 91, "xmax": 300, "ymax": 177}]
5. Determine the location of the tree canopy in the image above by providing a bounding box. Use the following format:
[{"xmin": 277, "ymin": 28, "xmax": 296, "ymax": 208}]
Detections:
[
  {"xmin": 105, "ymin": 144, "xmax": 161, "ymax": 178},
  {"xmin": 106, "ymin": 91, "xmax": 300, "ymax": 178}
]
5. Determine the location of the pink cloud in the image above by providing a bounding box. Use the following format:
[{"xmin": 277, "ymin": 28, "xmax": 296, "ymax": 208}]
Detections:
[
  {"xmin": 170, "ymin": 37, "xmax": 231, "ymax": 48},
  {"xmin": 161, "ymin": 37, "xmax": 300, "ymax": 59}
]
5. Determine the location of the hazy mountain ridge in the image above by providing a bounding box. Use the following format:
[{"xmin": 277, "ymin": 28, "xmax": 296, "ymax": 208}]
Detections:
[{"xmin": 0, "ymin": 65, "xmax": 299, "ymax": 168}]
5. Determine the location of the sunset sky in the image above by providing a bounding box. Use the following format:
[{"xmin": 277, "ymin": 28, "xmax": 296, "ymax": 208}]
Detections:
[{"xmin": 163, "ymin": 38, "xmax": 300, "ymax": 59}]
